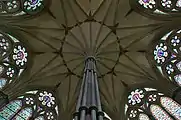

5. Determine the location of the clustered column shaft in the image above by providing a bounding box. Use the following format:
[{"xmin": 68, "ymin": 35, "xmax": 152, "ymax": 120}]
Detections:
[{"xmin": 74, "ymin": 57, "xmax": 104, "ymax": 120}]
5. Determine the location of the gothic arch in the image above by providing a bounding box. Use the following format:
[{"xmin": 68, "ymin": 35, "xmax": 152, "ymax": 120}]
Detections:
[
  {"xmin": 0, "ymin": 0, "xmax": 50, "ymax": 20},
  {"xmin": 147, "ymin": 27, "xmax": 181, "ymax": 87},
  {"xmin": 125, "ymin": 87, "xmax": 181, "ymax": 120},
  {"xmin": 0, "ymin": 31, "xmax": 30, "ymax": 91},
  {"xmin": 0, "ymin": 87, "xmax": 60, "ymax": 120},
  {"xmin": 130, "ymin": 0, "xmax": 181, "ymax": 20}
]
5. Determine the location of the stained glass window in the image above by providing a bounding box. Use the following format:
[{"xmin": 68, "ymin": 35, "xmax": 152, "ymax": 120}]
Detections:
[
  {"xmin": 139, "ymin": 113, "xmax": 150, "ymax": 120},
  {"xmin": 130, "ymin": 0, "xmax": 181, "ymax": 18},
  {"xmin": 150, "ymin": 105, "xmax": 173, "ymax": 120},
  {"xmin": 0, "ymin": 32, "xmax": 28, "ymax": 90},
  {"xmin": 13, "ymin": 107, "xmax": 33, "ymax": 120},
  {"xmin": 149, "ymin": 29, "xmax": 181, "ymax": 87},
  {"xmin": 0, "ymin": 89, "xmax": 59, "ymax": 120},
  {"xmin": 0, "ymin": 100, "xmax": 22, "ymax": 120},
  {"xmin": 0, "ymin": 0, "xmax": 47, "ymax": 17},
  {"xmin": 160, "ymin": 97, "xmax": 181, "ymax": 120},
  {"xmin": 125, "ymin": 88, "xmax": 181, "ymax": 120}
]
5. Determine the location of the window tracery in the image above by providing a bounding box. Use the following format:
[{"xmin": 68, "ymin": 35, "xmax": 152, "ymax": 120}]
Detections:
[
  {"xmin": 0, "ymin": 89, "xmax": 59, "ymax": 120},
  {"xmin": 130, "ymin": 0, "xmax": 181, "ymax": 18},
  {"xmin": 0, "ymin": 32, "xmax": 28, "ymax": 90},
  {"xmin": 151, "ymin": 29, "xmax": 181, "ymax": 86},
  {"xmin": 0, "ymin": 0, "xmax": 47, "ymax": 16},
  {"xmin": 125, "ymin": 88, "xmax": 181, "ymax": 120}
]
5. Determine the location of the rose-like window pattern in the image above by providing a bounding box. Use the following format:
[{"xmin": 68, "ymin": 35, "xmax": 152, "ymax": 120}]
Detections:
[
  {"xmin": 5, "ymin": 0, "xmax": 20, "ymax": 13},
  {"xmin": 0, "ymin": 0, "xmax": 47, "ymax": 17},
  {"xmin": 0, "ymin": 89, "xmax": 59, "ymax": 119},
  {"xmin": 45, "ymin": 111, "xmax": 57, "ymax": 120},
  {"xmin": 129, "ymin": 109, "xmax": 138, "ymax": 118},
  {"xmin": 11, "ymin": 44, "xmax": 28, "ymax": 68},
  {"xmin": 153, "ymin": 42, "xmax": 169, "ymax": 65},
  {"xmin": 38, "ymin": 91, "xmax": 55, "ymax": 108},
  {"xmin": 23, "ymin": 0, "xmax": 46, "ymax": 15},
  {"xmin": 0, "ymin": 32, "xmax": 28, "ymax": 90},
  {"xmin": 160, "ymin": 0, "xmax": 173, "ymax": 10},
  {"xmin": 150, "ymin": 29, "xmax": 181, "ymax": 86},
  {"xmin": 125, "ymin": 88, "xmax": 181, "ymax": 120},
  {"xmin": 130, "ymin": 0, "xmax": 181, "ymax": 19},
  {"xmin": 23, "ymin": 96, "xmax": 35, "ymax": 106},
  {"xmin": 6, "ymin": 66, "xmax": 16, "ymax": 78},
  {"xmin": 138, "ymin": 0, "xmax": 156, "ymax": 10},
  {"xmin": 128, "ymin": 89, "xmax": 145, "ymax": 106},
  {"xmin": 0, "ymin": 62, "xmax": 18, "ymax": 88}
]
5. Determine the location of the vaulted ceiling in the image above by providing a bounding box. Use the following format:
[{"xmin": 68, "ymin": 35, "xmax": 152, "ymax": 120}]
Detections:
[{"xmin": 1, "ymin": 0, "xmax": 178, "ymax": 119}]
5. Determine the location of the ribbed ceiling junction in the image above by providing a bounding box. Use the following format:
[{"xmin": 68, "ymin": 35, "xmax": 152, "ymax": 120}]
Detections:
[{"xmin": 0, "ymin": 0, "xmax": 172, "ymax": 119}]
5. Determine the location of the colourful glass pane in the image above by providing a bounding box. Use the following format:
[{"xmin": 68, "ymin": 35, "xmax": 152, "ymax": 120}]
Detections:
[
  {"xmin": 138, "ymin": 0, "xmax": 156, "ymax": 9},
  {"xmin": 13, "ymin": 107, "xmax": 32, "ymax": 120},
  {"xmin": 139, "ymin": 113, "xmax": 150, "ymax": 120},
  {"xmin": 0, "ymin": 0, "xmax": 46, "ymax": 16},
  {"xmin": 176, "ymin": 0, "xmax": 181, "ymax": 7},
  {"xmin": 128, "ymin": 89, "xmax": 144, "ymax": 105},
  {"xmin": 12, "ymin": 44, "xmax": 28, "ymax": 68},
  {"xmin": 23, "ymin": 0, "xmax": 45, "ymax": 14},
  {"xmin": 160, "ymin": 0, "xmax": 172, "ymax": 9},
  {"xmin": 176, "ymin": 61, "xmax": 181, "ymax": 71},
  {"xmin": 38, "ymin": 91, "xmax": 55, "ymax": 107},
  {"xmin": 150, "ymin": 104, "xmax": 173, "ymax": 120},
  {"xmin": 153, "ymin": 42, "xmax": 168, "ymax": 65},
  {"xmin": 0, "ymin": 78, "xmax": 7, "ymax": 89},
  {"xmin": 0, "ymin": 65, "xmax": 4, "ymax": 74},
  {"xmin": 0, "ymin": 100, "xmax": 22, "ymax": 119},
  {"xmin": 160, "ymin": 97, "xmax": 181, "ymax": 120},
  {"xmin": 174, "ymin": 74, "xmax": 181, "ymax": 86}
]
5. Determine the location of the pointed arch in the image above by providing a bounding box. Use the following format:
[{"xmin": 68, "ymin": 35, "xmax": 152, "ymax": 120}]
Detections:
[
  {"xmin": 147, "ymin": 28, "xmax": 181, "ymax": 87},
  {"xmin": 0, "ymin": 31, "xmax": 29, "ymax": 90},
  {"xmin": 0, "ymin": 0, "xmax": 49, "ymax": 18},
  {"xmin": 130, "ymin": 0, "xmax": 181, "ymax": 20},
  {"xmin": 125, "ymin": 87, "xmax": 181, "ymax": 120},
  {"xmin": 0, "ymin": 88, "xmax": 60, "ymax": 120}
]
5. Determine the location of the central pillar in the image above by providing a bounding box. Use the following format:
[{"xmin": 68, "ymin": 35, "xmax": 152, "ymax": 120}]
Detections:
[{"xmin": 74, "ymin": 57, "xmax": 104, "ymax": 120}]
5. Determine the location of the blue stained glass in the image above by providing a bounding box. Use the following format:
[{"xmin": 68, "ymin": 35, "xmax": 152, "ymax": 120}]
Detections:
[
  {"xmin": 0, "ymin": 78, "xmax": 7, "ymax": 89},
  {"xmin": 31, "ymin": 0, "xmax": 39, "ymax": 5},
  {"xmin": 150, "ymin": 104, "xmax": 172, "ymax": 120},
  {"xmin": 174, "ymin": 74, "xmax": 181, "ymax": 86},
  {"xmin": 157, "ymin": 49, "xmax": 164, "ymax": 58},
  {"xmin": 0, "ymin": 108, "xmax": 13, "ymax": 120},
  {"xmin": 161, "ymin": 97, "xmax": 181, "ymax": 120},
  {"xmin": 13, "ymin": 107, "xmax": 32, "ymax": 120},
  {"xmin": 0, "ymin": 100, "xmax": 22, "ymax": 119}
]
